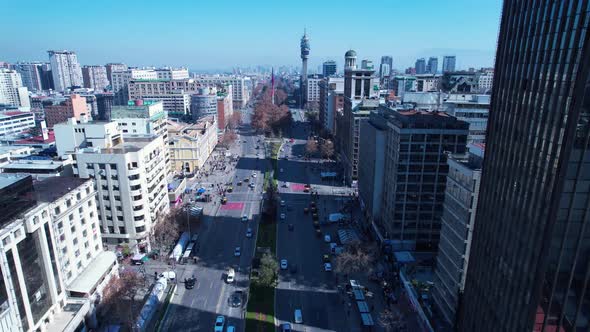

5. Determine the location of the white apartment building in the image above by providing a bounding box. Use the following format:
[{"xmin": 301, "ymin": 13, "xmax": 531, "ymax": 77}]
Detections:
[
  {"xmin": 127, "ymin": 91, "xmax": 190, "ymax": 117},
  {"xmin": 111, "ymin": 69, "xmax": 158, "ymax": 105},
  {"xmin": 74, "ymin": 135, "xmax": 169, "ymax": 252},
  {"xmin": 0, "ymin": 174, "xmax": 118, "ymax": 332},
  {"xmin": 193, "ymin": 75, "xmax": 250, "ymax": 108},
  {"xmin": 155, "ymin": 68, "xmax": 189, "ymax": 80},
  {"xmin": 48, "ymin": 50, "xmax": 83, "ymax": 92},
  {"xmin": 306, "ymin": 76, "xmax": 322, "ymax": 103},
  {"xmin": 477, "ymin": 69, "xmax": 494, "ymax": 92},
  {"xmin": 443, "ymin": 94, "xmax": 490, "ymax": 143},
  {"xmin": 82, "ymin": 65, "xmax": 109, "ymax": 91},
  {"xmin": 0, "ymin": 111, "xmax": 35, "ymax": 137},
  {"xmin": 0, "ymin": 69, "xmax": 30, "ymax": 107},
  {"xmin": 54, "ymin": 116, "xmax": 122, "ymax": 157}
]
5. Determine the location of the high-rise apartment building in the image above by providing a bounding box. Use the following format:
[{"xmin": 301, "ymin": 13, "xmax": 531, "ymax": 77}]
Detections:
[
  {"xmin": 74, "ymin": 135, "xmax": 169, "ymax": 252},
  {"xmin": 319, "ymin": 77, "xmax": 344, "ymax": 134},
  {"xmin": 379, "ymin": 56, "xmax": 393, "ymax": 88},
  {"xmin": 111, "ymin": 69, "xmax": 158, "ymax": 105},
  {"xmin": 432, "ymin": 143, "xmax": 484, "ymax": 327},
  {"xmin": 0, "ymin": 69, "xmax": 29, "ymax": 107},
  {"xmin": 477, "ymin": 68, "xmax": 494, "ymax": 93},
  {"xmin": 54, "ymin": 116, "xmax": 122, "ymax": 157},
  {"xmin": 415, "ymin": 58, "xmax": 427, "ymax": 74},
  {"xmin": 322, "ymin": 61, "xmax": 337, "ymax": 77},
  {"xmin": 0, "ymin": 174, "xmax": 118, "ymax": 332},
  {"xmin": 306, "ymin": 75, "xmax": 323, "ymax": 104},
  {"xmin": 105, "ymin": 63, "xmax": 127, "ymax": 84},
  {"xmin": 427, "ymin": 57, "xmax": 438, "ymax": 74},
  {"xmin": 192, "ymin": 75, "xmax": 251, "ymax": 109},
  {"xmin": 442, "ymin": 56, "xmax": 456, "ymax": 73},
  {"xmin": 459, "ymin": 2, "xmax": 590, "ymax": 332},
  {"xmin": 82, "ymin": 65, "xmax": 109, "ymax": 91},
  {"xmin": 14, "ymin": 62, "xmax": 51, "ymax": 92},
  {"xmin": 380, "ymin": 108, "xmax": 468, "ymax": 251},
  {"xmin": 190, "ymin": 88, "xmax": 218, "ymax": 120},
  {"xmin": 48, "ymin": 50, "xmax": 83, "ymax": 91}
]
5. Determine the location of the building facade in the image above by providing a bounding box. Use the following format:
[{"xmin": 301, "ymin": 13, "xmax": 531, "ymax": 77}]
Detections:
[
  {"xmin": 319, "ymin": 77, "xmax": 344, "ymax": 134},
  {"xmin": 427, "ymin": 57, "xmax": 438, "ymax": 74},
  {"xmin": 0, "ymin": 111, "xmax": 36, "ymax": 138},
  {"xmin": 193, "ymin": 75, "xmax": 250, "ymax": 109},
  {"xmin": 306, "ymin": 75, "xmax": 322, "ymax": 104},
  {"xmin": 431, "ymin": 144, "xmax": 483, "ymax": 327},
  {"xmin": 380, "ymin": 108, "xmax": 468, "ymax": 251},
  {"xmin": 81, "ymin": 65, "xmax": 109, "ymax": 91},
  {"xmin": 105, "ymin": 63, "xmax": 127, "ymax": 84},
  {"xmin": 111, "ymin": 69, "xmax": 158, "ymax": 105},
  {"xmin": 322, "ymin": 61, "xmax": 337, "ymax": 77},
  {"xmin": 415, "ymin": 58, "xmax": 426, "ymax": 74},
  {"xmin": 443, "ymin": 94, "xmax": 490, "ymax": 143},
  {"xmin": 190, "ymin": 89, "xmax": 218, "ymax": 120},
  {"xmin": 0, "ymin": 69, "xmax": 29, "ymax": 107},
  {"xmin": 459, "ymin": 2, "xmax": 590, "ymax": 331},
  {"xmin": 48, "ymin": 50, "xmax": 83, "ymax": 92},
  {"xmin": 442, "ymin": 56, "xmax": 456, "ymax": 73},
  {"xmin": 44, "ymin": 94, "xmax": 88, "ymax": 128},
  {"xmin": 54, "ymin": 117, "xmax": 122, "ymax": 157},
  {"xmin": 167, "ymin": 116, "xmax": 218, "ymax": 173},
  {"xmin": 14, "ymin": 62, "xmax": 51, "ymax": 92}
]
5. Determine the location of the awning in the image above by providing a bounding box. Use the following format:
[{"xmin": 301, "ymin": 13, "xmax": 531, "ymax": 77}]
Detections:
[
  {"xmin": 357, "ymin": 301, "xmax": 370, "ymax": 313},
  {"xmin": 353, "ymin": 288, "xmax": 365, "ymax": 301},
  {"xmin": 67, "ymin": 251, "xmax": 117, "ymax": 295}
]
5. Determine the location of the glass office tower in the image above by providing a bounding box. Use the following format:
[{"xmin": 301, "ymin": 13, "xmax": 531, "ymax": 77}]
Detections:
[{"xmin": 459, "ymin": 1, "xmax": 590, "ymax": 331}]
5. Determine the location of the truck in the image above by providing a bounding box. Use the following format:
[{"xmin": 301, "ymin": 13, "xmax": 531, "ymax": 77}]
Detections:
[{"xmin": 169, "ymin": 232, "xmax": 190, "ymax": 264}]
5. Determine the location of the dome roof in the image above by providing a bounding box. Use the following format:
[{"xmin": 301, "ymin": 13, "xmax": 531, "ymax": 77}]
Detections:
[{"xmin": 345, "ymin": 50, "xmax": 357, "ymax": 57}]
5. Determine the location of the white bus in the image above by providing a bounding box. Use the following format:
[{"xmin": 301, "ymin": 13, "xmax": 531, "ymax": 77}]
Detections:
[{"xmin": 181, "ymin": 242, "xmax": 195, "ymax": 264}]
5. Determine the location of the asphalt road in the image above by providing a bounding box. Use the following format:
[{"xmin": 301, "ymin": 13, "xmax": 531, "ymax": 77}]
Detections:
[
  {"xmin": 161, "ymin": 108, "xmax": 268, "ymax": 332},
  {"xmin": 275, "ymin": 111, "xmax": 357, "ymax": 332}
]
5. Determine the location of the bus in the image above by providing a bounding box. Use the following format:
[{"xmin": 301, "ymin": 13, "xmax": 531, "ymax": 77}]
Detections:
[{"xmin": 181, "ymin": 242, "xmax": 195, "ymax": 264}]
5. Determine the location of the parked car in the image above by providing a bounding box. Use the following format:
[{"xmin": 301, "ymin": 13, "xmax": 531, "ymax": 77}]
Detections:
[
  {"xmin": 214, "ymin": 316, "xmax": 225, "ymax": 332},
  {"xmin": 228, "ymin": 290, "xmax": 243, "ymax": 307},
  {"xmin": 280, "ymin": 259, "xmax": 288, "ymax": 270},
  {"xmin": 242, "ymin": 215, "xmax": 248, "ymax": 222},
  {"xmin": 324, "ymin": 263, "xmax": 333, "ymax": 272},
  {"xmin": 294, "ymin": 309, "xmax": 303, "ymax": 324},
  {"xmin": 281, "ymin": 323, "xmax": 292, "ymax": 332},
  {"xmin": 226, "ymin": 268, "xmax": 235, "ymax": 283},
  {"xmin": 288, "ymin": 224, "xmax": 294, "ymax": 231}
]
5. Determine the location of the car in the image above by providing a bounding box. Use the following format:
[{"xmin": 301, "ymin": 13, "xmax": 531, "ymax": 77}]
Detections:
[
  {"xmin": 249, "ymin": 182, "xmax": 255, "ymax": 188},
  {"xmin": 185, "ymin": 276, "xmax": 196, "ymax": 289},
  {"xmin": 226, "ymin": 268, "xmax": 235, "ymax": 283},
  {"xmin": 288, "ymin": 224, "xmax": 294, "ymax": 231},
  {"xmin": 227, "ymin": 186, "xmax": 233, "ymax": 193},
  {"xmin": 234, "ymin": 247, "xmax": 241, "ymax": 257},
  {"xmin": 228, "ymin": 290, "xmax": 243, "ymax": 307},
  {"xmin": 310, "ymin": 200, "xmax": 316, "ymax": 207},
  {"xmin": 280, "ymin": 200, "xmax": 286, "ymax": 207},
  {"xmin": 290, "ymin": 138, "xmax": 294, "ymax": 143},
  {"xmin": 324, "ymin": 235, "xmax": 331, "ymax": 243},
  {"xmin": 280, "ymin": 259, "xmax": 288, "ymax": 270},
  {"xmin": 221, "ymin": 197, "xmax": 228, "ymax": 204},
  {"xmin": 324, "ymin": 263, "xmax": 333, "ymax": 272},
  {"xmin": 237, "ymin": 181, "xmax": 242, "ymax": 186},
  {"xmin": 243, "ymin": 178, "xmax": 250, "ymax": 182},
  {"xmin": 294, "ymin": 309, "xmax": 303, "ymax": 324},
  {"xmin": 303, "ymin": 207, "xmax": 309, "ymax": 214},
  {"xmin": 246, "ymin": 228, "xmax": 253, "ymax": 238},
  {"xmin": 315, "ymin": 228, "xmax": 322, "ymax": 237},
  {"xmin": 281, "ymin": 323, "xmax": 293, "ymax": 332},
  {"xmin": 251, "ymin": 173, "xmax": 257, "ymax": 178},
  {"xmin": 282, "ymin": 182, "xmax": 289, "ymax": 188},
  {"xmin": 280, "ymin": 213, "xmax": 286, "ymax": 220},
  {"xmin": 313, "ymin": 221, "xmax": 320, "ymax": 228},
  {"xmin": 242, "ymin": 215, "xmax": 248, "ymax": 222},
  {"xmin": 323, "ymin": 254, "xmax": 331, "ymax": 263},
  {"xmin": 214, "ymin": 315, "xmax": 225, "ymax": 332},
  {"xmin": 227, "ymin": 326, "xmax": 236, "ymax": 332}
]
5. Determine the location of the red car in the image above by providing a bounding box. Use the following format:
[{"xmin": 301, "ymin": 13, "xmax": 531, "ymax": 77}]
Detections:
[{"xmin": 289, "ymin": 138, "xmax": 294, "ymax": 143}]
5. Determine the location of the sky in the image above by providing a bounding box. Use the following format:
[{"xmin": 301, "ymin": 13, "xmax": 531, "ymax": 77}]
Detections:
[{"xmin": 1, "ymin": 0, "xmax": 503, "ymax": 71}]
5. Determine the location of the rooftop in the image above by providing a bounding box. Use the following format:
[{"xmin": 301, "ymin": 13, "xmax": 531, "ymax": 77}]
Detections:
[
  {"xmin": 0, "ymin": 173, "xmax": 30, "ymax": 189},
  {"xmin": 33, "ymin": 177, "xmax": 90, "ymax": 203},
  {"xmin": 101, "ymin": 136, "xmax": 157, "ymax": 154},
  {"xmin": 1, "ymin": 160, "xmax": 63, "ymax": 171},
  {"xmin": 14, "ymin": 131, "xmax": 55, "ymax": 145}
]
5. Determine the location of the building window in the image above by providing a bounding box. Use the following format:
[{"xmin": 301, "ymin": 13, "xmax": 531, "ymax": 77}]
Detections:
[
  {"xmin": 119, "ymin": 227, "xmax": 126, "ymax": 234},
  {"xmin": 135, "ymin": 226, "xmax": 146, "ymax": 233}
]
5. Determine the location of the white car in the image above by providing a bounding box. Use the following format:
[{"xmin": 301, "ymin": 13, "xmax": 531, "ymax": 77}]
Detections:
[
  {"xmin": 242, "ymin": 215, "xmax": 248, "ymax": 222},
  {"xmin": 280, "ymin": 200, "xmax": 285, "ymax": 207},
  {"xmin": 234, "ymin": 247, "xmax": 241, "ymax": 257},
  {"xmin": 280, "ymin": 213, "xmax": 286, "ymax": 220},
  {"xmin": 251, "ymin": 173, "xmax": 257, "ymax": 178},
  {"xmin": 324, "ymin": 263, "xmax": 332, "ymax": 272},
  {"xmin": 280, "ymin": 259, "xmax": 288, "ymax": 270},
  {"xmin": 214, "ymin": 316, "xmax": 225, "ymax": 332},
  {"xmin": 294, "ymin": 309, "xmax": 303, "ymax": 324},
  {"xmin": 324, "ymin": 235, "xmax": 331, "ymax": 243}
]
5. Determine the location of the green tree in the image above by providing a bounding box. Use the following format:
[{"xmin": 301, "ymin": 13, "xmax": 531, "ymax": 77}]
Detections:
[{"xmin": 257, "ymin": 253, "xmax": 279, "ymax": 287}]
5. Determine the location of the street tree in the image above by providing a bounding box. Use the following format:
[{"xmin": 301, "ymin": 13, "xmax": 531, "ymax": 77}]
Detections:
[
  {"xmin": 228, "ymin": 111, "xmax": 242, "ymax": 129},
  {"xmin": 150, "ymin": 210, "xmax": 180, "ymax": 260},
  {"xmin": 219, "ymin": 131, "xmax": 238, "ymax": 149},
  {"xmin": 98, "ymin": 270, "xmax": 145, "ymax": 327},
  {"xmin": 378, "ymin": 308, "xmax": 405, "ymax": 332},
  {"xmin": 119, "ymin": 269, "xmax": 145, "ymax": 326},
  {"xmin": 257, "ymin": 253, "xmax": 279, "ymax": 287},
  {"xmin": 334, "ymin": 241, "xmax": 376, "ymax": 276},
  {"xmin": 320, "ymin": 139, "xmax": 335, "ymax": 159},
  {"xmin": 305, "ymin": 138, "xmax": 318, "ymax": 156}
]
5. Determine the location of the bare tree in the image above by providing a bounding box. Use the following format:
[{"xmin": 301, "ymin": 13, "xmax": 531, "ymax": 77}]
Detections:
[
  {"xmin": 320, "ymin": 139, "xmax": 335, "ymax": 159},
  {"xmin": 119, "ymin": 269, "xmax": 145, "ymax": 327},
  {"xmin": 305, "ymin": 138, "xmax": 318, "ymax": 156},
  {"xmin": 150, "ymin": 211, "xmax": 180, "ymax": 260},
  {"xmin": 334, "ymin": 241, "xmax": 376, "ymax": 276},
  {"xmin": 98, "ymin": 270, "xmax": 145, "ymax": 327},
  {"xmin": 379, "ymin": 308, "xmax": 405, "ymax": 332},
  {"xmin": 219, "ymin": 131, "xmax": 238, "ymax": 149},
  {"xmin": 228, "ymin": 111, "xmax": 242, "ymax": 129}
]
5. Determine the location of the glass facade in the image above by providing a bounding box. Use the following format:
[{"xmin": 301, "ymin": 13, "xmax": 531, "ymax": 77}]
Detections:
[
  {"xmin": 44, "ymin": 223, "xmax": 62, "ymax": 295},
  {"xmin": 6, "ymin": 250, "xmax": 28, "ymax": 331},
  {"xmin": 459, "ymin": 1, "xmax": 590, "ymax": 331}
]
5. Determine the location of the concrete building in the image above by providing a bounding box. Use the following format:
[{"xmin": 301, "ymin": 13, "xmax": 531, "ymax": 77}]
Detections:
[
  {"xmin": 415, "ymin": 74, "xmax": 440, "ymax": 92},
  {"xmin": 105, "ymin": 63, "xmax": 127, "ymax": 84},
  {"xmin": 415, "ymin": 58, "xmax": 426, "ymax": 74},
  {"xmin": 0, "ymin": 111, "xmax": 36, "ymax": 137},
  {"xmin": 391, "ymin": 76, "xmax": 417, "ymax": 99},
  {"xmin": 193, "ymin": 75, "xmax": 250, "ymax": 109},
  {"xmin": 322, "ymin": 61, "xmax": 337, "ymax": 77},
  {"xmin": 81, "ymin": 65, "xmax": 109, "ymax": 91},
  {"xmin": 379, "ymin": 108, "xmax": 469, "ymax": 251},
  {"xmin": 111, "ymin": 69, "xmax": 158, "ymax": 105},
  {"xmin": 0, "ymin": 174, "xmax": 118, "ymax": 332},
  {"xmin": 44, "ymin": 94, "xmax": 88, "ymax": 128},
  {"xmin": 14, "ymin": 62, "xmax": 51, "ymax": 92},
  {"xmin": 167, "ymin": 116, "xmax": 218, "ymax": 173},
  {"xmin": 54, "ymin": 116, "xmax": 122, "ymax": 157},
  {"xmin": 48, "ymin": 50, "xmax": 83, "ymax": 92},
  {"xmin": 379, "ymin": 56, "xmax": 393, "ymax": 88},
  {"xmin": 338, "ymin": 50, "xmax": 380, "ymax": 184},
  {"xmin": 190, "ymin": 88, "xmax": 218, "ymax": 120},
  {"xmin": 427, "ymin": 57, "xmax": 438, "ymax": 74},
  {"xmin": 217, "ymin": 88, "xmax": 233, "ymax": 131},
  {"xmin": 74, "ymin": 135, "xmax": 169, "ymax": 251},
  {"xmin": 319, "ymin": 77, "xmax": 344, "ymax": 134},
  {"xmin": 443, "ymin": 94, "xmax": 490, "ymax": 143},
  {"xmin": 477, "ymin": 68, "xmax": 494, "ymax": 93},
  {"xmin": 95, "ymin": 93, "xmax": 114, "ymax": 121},
  {"xmin": 155, "ymin": 68, "xmax": 189, "ymax": 80},
  {"xmin": 128, "ymin": 86, "xmax": 190, "ymax": 117},
  {"xmin": 306, "ymin": 75, "xmax": 323, "ymax": 104},
  {"xmin": 432, "ymin": 143, "xmax": 483, "ymax": 328},
  {"xmin": 358, "ymin": 111, "xmax": 387, "ymax": 226},
  {"xmin": 0, "ymin": 69, "xmax": 29, "ymax": 107},
  {"xmin": 442, "ymin": 56, "xmax": 456, "ymax": 73}
]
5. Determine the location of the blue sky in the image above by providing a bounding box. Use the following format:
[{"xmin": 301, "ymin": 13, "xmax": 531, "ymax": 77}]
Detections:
[{"xmin": 1, "ymin": 0, "xmax": 503, "ymax": 71}]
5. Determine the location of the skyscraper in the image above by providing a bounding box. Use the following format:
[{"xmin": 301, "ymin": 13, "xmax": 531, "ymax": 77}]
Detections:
[
  {"xmin": 459, "ymin": 2, "xmax": 590, "ymax": 332},
  {"xmin": 379, "ymin": 56, "xmax": 393, "ymax": 87},
  {"xmin": 300, "ymin": 30, "xmax": 310, "ymax": 107},
  {"xmin": 48, "ymin": 50, "xmax": 83, "ymax": 91},
  {"xmin": 415, "ymin": 58, "xmax": 426, "ymax": 74},
  {"xmin": 442, "ymin": 55, "xmax": 456, "ymax": 72},
  {"xmin": 14, "ymin": 62, "xmax": 50, "ymax": 92},
  {"xmin": 427, "ymin": 56, "xmax": 438, "ymax": 74},
  {"xmin": 322, "ymin": 60, "xmax": 337, "ymax": 77}
]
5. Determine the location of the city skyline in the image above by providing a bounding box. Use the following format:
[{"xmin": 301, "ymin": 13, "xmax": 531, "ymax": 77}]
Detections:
[{"xmin": 1, "ymin": 0, "xmax": 502, "ymax": 70}]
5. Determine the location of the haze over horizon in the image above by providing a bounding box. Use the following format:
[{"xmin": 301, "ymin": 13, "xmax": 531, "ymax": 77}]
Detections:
[{"xmin": 1, "ymin": 0, "xmax": 502, "ymax": 70}]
